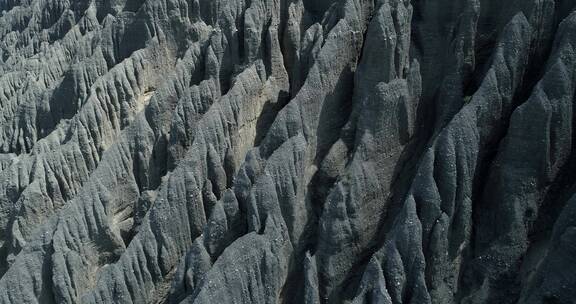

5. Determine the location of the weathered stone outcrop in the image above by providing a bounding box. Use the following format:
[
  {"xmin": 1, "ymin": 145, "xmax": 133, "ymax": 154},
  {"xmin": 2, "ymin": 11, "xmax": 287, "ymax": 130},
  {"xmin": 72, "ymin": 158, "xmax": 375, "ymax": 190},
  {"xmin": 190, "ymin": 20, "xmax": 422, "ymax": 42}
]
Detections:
[{"xmin": 0, "ymin": 0, "xmax": 576, "ymax": 303}]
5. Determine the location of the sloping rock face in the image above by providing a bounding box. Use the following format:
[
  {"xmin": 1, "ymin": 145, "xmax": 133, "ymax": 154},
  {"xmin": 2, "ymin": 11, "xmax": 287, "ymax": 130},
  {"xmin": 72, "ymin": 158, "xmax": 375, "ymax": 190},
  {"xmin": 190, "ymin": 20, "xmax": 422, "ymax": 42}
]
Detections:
[{"xmin": 0, "ymin": 0, "xmax": 575, "ymax": 303}]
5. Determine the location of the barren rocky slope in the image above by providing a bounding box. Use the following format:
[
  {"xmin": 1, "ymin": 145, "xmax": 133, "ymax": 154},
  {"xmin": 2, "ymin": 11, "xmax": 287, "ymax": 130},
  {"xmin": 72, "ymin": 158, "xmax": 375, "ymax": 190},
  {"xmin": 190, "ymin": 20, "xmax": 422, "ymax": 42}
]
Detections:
[{"xmin": 0, "ymin": 0, "xmax": 575, "ymax": 303}]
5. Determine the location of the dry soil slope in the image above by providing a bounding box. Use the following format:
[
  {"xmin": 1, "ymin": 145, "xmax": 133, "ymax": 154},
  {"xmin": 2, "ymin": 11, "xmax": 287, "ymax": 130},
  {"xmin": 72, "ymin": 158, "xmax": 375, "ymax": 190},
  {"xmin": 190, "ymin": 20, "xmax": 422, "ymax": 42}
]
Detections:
[{"xmin": 0, "ymin": 0, "xmax": 575, "ymax": 303}]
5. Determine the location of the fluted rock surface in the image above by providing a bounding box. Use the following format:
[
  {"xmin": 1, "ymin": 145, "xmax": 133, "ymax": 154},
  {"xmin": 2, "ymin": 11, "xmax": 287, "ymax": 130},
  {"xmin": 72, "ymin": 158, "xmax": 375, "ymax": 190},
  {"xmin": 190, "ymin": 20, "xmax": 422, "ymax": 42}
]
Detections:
[{"xmin": 0, "ymin": 0, "xmax": 575, "ymax": 303}]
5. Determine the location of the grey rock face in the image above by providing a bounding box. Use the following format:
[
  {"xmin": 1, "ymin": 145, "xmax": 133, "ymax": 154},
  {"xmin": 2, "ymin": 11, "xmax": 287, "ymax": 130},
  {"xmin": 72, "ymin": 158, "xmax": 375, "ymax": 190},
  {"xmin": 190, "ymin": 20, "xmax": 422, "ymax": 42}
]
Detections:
[{"xmin": 0, "ymin": 0, "xmax": 575, "ymax": 303}]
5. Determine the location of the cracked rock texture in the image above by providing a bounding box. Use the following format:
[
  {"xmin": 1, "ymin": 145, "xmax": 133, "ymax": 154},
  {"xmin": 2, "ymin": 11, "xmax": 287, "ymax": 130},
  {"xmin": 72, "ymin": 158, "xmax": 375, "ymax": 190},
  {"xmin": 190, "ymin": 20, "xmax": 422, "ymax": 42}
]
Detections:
[{"xmin": 0, "ymin": 0, "xmax": 575, "ymax": 303}]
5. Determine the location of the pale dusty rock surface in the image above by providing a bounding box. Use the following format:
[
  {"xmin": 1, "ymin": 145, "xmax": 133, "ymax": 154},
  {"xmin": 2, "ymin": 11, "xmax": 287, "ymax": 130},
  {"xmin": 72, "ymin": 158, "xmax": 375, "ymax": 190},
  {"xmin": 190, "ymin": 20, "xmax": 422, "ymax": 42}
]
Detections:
[{"xmin": 0, "ymin": 0, "xmax": 575, "ymax": 303}]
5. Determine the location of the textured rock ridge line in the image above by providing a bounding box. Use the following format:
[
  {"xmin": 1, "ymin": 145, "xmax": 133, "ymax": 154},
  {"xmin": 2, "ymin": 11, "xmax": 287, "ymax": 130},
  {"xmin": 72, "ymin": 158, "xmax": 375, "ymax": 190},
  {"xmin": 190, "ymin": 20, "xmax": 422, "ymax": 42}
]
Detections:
[{"xmin": 0, "ymin": 0, "xmax": 575, "ymax": 303}]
